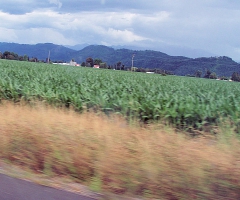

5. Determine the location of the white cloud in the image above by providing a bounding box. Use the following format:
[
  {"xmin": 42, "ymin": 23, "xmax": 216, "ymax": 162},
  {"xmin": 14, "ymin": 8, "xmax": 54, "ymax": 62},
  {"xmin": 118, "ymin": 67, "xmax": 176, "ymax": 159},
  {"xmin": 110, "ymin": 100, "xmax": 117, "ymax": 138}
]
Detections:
[
  {"xmin": 105, "ymin": 28, "xmax": 147, "ymax": 43},
  {"xmin": 49, "ymin": 0, "xmax": 62, "ymax": 9},
  {"xmin": 15, "ymin": 28, "xmax": 74, "ymax": 45},
  {"xmin": 1, "ymin": 0, "xmax": 240, "ymax": 60},
  {"xmin": 0, "ymin": 27, "xmax": 18, "ymax": 42}
]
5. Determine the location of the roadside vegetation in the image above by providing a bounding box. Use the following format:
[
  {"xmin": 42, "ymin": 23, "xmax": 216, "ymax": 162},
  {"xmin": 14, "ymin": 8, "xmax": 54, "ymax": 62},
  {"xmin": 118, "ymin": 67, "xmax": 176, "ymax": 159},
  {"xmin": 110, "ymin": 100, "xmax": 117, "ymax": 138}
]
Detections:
[
  {"xmin": 0, "ymin": 59, "xmax": 240, "ymax": 199},
  {"xmin": 0, "ymin": 102, "xmax": 240, "ymax": 199}
]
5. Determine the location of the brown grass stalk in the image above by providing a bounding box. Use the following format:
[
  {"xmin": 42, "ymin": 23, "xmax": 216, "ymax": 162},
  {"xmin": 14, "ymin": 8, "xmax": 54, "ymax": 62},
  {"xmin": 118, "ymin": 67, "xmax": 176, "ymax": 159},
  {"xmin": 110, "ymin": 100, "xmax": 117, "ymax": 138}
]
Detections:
[{"xmin": 0, "ymin": 102, "xmax": 240, "ymax": 199}]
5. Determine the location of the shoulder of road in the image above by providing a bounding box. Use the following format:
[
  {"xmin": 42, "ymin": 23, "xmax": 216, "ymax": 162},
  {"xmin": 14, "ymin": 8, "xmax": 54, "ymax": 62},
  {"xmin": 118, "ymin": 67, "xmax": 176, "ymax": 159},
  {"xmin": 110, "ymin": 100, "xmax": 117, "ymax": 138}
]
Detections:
[{"xmin": 0, "ymin": 162, "xmax": 141, "ymax": 200}]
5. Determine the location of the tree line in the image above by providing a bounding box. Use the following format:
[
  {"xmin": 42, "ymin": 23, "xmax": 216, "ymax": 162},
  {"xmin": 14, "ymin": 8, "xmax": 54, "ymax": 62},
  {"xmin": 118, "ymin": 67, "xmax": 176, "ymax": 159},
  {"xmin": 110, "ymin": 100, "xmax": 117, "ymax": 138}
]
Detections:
[
  {"xmin": 0, "ymin": 51, "xmax": 47, "ymax": 62},
  {"xmin": 81, "ymin": 57, "xmax": 173, "ymax": 75},
  {"xmin": 1, "ymin": 51, "xmax": 240, "ymax": 81},
  {"xmin": 188, "ymin": 69, "xmax": 240, "ymax": 81}
]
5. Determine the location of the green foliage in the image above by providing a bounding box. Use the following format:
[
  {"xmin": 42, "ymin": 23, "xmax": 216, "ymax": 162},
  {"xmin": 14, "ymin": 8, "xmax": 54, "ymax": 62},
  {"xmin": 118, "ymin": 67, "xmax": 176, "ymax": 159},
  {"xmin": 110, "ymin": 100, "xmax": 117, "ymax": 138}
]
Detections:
[
  {"xmin": 116, "ymin": 61, "xmax": 121, "ymax": 67},
  {"xmin": 89, "ymin": 176, "xmax": 102, "ymax": 192},
  {"xmin": 195, "ymin": 70, "xmax": 202, "ymax": 78},
  {"xmin": 0, "ymin": 59, "xmax": 240, "ymax": 131},
  {"xmin": 3, "ymin": 51, "xmax": 19, "ymax": 60},
  {"xmin": 86, "ymin": 57, "xmax": 94, "ymax": 67},
  {"xmin": 220, "ymin": 76, "xmax": 229, "ymax": 80},
  {"xmin": 94, "ymin": 58, "xmax": 102, "ymax": 65},
  {"xmin": 210, "ymin": 72, "xmax": 217, "ymax": 79},
  {"xmin": 100, "ymin": 62, "xmax": 108, "ymax": 69},
  {"xmin": 204, "ymin": 70, "xmax": 212, "ymax": 78},
  {"xmin": 232, "ymin": 72, "xmax": 240, "ymax": 82}
]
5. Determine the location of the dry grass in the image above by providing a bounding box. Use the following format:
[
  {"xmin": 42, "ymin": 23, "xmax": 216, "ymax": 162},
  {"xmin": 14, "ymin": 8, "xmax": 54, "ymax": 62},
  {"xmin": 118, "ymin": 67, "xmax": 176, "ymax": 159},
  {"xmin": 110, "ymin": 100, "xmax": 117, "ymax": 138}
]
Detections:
[{"xmin": 0, "ymin": 102, "xmax": 240, "ymax": 199}]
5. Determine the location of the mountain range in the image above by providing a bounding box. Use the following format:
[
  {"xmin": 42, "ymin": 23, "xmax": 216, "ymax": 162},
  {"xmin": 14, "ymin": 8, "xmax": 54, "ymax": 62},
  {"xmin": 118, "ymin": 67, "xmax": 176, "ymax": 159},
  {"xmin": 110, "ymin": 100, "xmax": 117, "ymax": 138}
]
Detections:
[{"xmin": 0, "ymin": 42, "xmax": 239, "ymax": 77}]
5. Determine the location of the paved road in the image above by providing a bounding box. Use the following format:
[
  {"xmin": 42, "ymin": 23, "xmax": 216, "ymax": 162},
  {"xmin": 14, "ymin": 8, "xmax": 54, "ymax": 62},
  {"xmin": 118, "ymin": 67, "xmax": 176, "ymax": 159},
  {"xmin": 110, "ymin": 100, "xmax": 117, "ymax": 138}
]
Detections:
[{"xmin": 0, "ymin": 174, "xmax": 95, "ymax": 200}]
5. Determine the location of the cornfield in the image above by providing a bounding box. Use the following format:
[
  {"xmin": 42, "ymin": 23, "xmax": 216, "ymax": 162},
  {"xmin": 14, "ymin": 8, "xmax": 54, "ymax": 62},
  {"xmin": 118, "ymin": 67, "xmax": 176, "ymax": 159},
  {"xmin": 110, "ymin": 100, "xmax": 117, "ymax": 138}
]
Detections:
[{"xmin": 0, "ymin": 59, "xmax": 240, "ymax": 131}]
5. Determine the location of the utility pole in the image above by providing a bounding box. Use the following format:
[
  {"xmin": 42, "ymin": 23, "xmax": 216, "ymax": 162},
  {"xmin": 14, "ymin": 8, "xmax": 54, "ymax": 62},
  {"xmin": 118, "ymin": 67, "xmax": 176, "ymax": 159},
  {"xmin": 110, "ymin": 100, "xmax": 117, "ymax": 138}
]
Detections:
[
  {"xmin": 47, "ymin": 50, "xmax": 51, "ymax": 63},
  {"xmin": 132, "ymin": 54, "xmax": 135, "ymax": 71}
]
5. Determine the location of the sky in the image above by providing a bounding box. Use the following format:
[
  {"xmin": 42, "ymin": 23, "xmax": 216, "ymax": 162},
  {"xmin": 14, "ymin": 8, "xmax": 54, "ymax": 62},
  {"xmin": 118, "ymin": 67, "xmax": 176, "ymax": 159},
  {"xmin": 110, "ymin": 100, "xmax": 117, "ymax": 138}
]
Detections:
[{"xmin": 1, "ymin": 0, "xmax": 240, "ymax": 60}]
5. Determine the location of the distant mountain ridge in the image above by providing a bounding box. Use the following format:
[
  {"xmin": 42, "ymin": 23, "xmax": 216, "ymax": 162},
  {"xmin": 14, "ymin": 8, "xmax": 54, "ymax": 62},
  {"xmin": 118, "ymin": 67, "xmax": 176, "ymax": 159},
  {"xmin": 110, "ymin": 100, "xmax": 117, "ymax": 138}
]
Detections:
[
  {"xmin": 0, "ymin": 42, "xmax": 75, "ymax": 62},
  {"xmin": 0, "ymin": 42, "xmax": 239, "ymax": 77}
]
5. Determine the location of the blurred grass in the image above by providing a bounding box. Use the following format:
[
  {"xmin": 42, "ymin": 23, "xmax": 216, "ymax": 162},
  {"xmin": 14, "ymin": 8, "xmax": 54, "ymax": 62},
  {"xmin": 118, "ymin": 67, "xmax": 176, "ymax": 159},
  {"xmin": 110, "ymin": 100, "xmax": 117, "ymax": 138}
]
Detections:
[{"xmin": 0, "ymin": 102, "xmax": 240, "ymax": 199}]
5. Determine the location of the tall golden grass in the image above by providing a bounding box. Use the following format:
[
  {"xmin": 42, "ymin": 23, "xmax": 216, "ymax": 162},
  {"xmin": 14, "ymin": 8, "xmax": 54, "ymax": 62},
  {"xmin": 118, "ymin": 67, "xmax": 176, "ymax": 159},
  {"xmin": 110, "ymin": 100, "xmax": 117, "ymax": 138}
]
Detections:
[{"xmin": 0, "ymin": 102, "xmax": 240, "ymax": 199}]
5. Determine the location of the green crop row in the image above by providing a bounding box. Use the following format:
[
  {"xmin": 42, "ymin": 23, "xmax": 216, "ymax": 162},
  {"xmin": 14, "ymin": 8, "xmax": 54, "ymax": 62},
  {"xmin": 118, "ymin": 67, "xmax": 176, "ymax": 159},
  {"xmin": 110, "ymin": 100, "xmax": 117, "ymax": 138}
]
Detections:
[{"xmin": 0, "ymin": 59, "xmax": 240, "ymax": 131}]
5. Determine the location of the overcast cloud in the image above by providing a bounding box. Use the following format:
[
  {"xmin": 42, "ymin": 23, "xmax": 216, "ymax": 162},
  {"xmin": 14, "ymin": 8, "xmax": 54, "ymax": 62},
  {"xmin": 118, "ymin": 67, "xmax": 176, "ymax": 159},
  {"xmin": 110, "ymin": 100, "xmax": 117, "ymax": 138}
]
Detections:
[{"xmin": 1, "ymin": 0, "xmax": 240, "ymax": 60}]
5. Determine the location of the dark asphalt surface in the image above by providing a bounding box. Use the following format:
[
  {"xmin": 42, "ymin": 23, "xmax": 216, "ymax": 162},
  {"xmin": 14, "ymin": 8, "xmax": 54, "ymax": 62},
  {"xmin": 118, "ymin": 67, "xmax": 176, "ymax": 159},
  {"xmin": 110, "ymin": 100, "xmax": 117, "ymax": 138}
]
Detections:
[{"xmin": 0, "ymin": 174, "xmax": 95, "ymax": 200}]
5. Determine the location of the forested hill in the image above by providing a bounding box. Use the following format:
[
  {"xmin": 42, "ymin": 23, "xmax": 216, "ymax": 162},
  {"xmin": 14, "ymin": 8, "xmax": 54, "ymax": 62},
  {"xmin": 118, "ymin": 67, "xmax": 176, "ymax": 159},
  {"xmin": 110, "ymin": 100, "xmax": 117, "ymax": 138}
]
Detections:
[
  {"xmin": 75, "ymin": 45, "xmax": 240, "ymax": 77},
  {"xmin": 0, "ymin": 42, "xmax": 239, "ymax": 77},
  {"xmin": 0, "ymin": 42, "xmax": 75, "ymax": 62}
]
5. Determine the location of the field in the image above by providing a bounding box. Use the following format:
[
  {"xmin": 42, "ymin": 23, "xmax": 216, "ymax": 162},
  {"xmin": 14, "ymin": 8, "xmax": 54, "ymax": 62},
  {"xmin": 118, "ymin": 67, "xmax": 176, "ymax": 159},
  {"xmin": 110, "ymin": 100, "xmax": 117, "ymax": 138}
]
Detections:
[
  {"xmin": 1, "ymin": 59, "xmax": 240, "ymax": 132},
  {"xmin": 1, "ymin": 59, "xmax": 240, "ymax": 199}
]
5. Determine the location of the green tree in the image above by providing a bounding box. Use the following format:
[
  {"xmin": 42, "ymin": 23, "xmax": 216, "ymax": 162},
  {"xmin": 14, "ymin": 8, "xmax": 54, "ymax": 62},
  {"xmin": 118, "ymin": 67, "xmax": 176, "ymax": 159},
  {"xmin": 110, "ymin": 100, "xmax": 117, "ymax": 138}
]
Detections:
[
  {"xmin": 23, "ymin": 55, "xmax": 28, "ymax": 61},
  {"xmin": 3, "ymin": 51, "xmax": 11, "ymax": 59},
  {"xmin": 3, "ymin": 51, "xmax": 19, "ymax": 60},
  {"xmin": 7, "ymin": 54, "xmax": 15, "ymax": 60},
  {"xmin": 94, "ymin": 58, "xmax": 102, "ymax": 65},
  {"xmin": 195, "ymin": 70, "xmax": 202, "ymax": 78},
  {"xmin": 116, "ymin": 61, "xmax": 121, "ymax": 70},
  {"xmin": 81, "ymin": 62, "xmax": 86, "ymax": 67},
  {"xmin": 209, "ymin": 72, "xmax": 217, "ymax": 79},
  {"xmin": 100, "ymin": 62, "xmax": 108, "ymax": 69},
  {"xmin": 204, "ymin": 70, "xmax": 212, "ymax": 79},
  {"xmin": 232, "ymin": 72, "xmax": 240, "ymax": 82},
  {"xmin": 86, "ymin": 57, "xmax": 94, "ymax": 67},
  {"xmin": 18, "ymin": 56, "xmax": 24, "ymax": 61}
]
